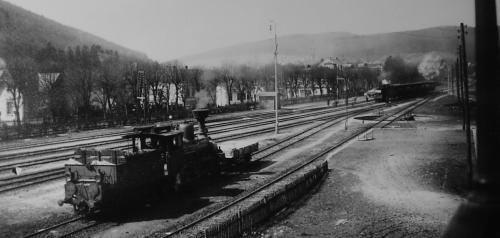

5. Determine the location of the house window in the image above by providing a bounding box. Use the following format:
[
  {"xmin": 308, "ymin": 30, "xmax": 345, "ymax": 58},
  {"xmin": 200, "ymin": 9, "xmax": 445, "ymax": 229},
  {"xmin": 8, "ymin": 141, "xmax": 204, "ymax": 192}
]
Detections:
[{"xmin": 6, "ymin": 101, "xmax": 14, "ymax": 115}]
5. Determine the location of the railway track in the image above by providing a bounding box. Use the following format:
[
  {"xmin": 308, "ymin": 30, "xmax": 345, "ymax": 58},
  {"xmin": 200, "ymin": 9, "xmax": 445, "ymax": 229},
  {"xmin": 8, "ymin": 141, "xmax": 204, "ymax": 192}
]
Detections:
[
  {"xmin": 0, "ymin": 102, "xmax": 373, "ymax": 172},
  {"xmin": 163, "ymin": 97, "xmax": 432, "ymax": 237},
  {"xmin": 0, "ymin": 137, "xmax": 127, "ymax": 162},
  {"xmin": 203, "ymin": 101, "xmax": 370, "ymax": 130},
  {"xmin": 22, "ymin": 215, "xmax": 100, "ymax": 238},
  {"xmin": 0, "ymin": 103, "xmax": 378, "ymax": 194},
  {"xmin": 0, "ymin": 105, "xmax": 294, "ymax": 154},
  {"xmin": 214, "ymin": 102, "xmax": 382, "ymax": 142},
  {"xmin": 19, "ymin": 98, "xmax": 428, "ymax": 238},
  {"xmin": 0, "ymin": 99, "xmax": 368, "ymax": 157},
  {"xmin": 0, "ymin": 131, "xmax": 130, "ymax": 154},
  {"xmin": 208, "ymin": 102, "xmax": 373, "ymax": 135},
  {"xmin": 0, "ymin": 167, "xmax": 64, "ymax": 193}
]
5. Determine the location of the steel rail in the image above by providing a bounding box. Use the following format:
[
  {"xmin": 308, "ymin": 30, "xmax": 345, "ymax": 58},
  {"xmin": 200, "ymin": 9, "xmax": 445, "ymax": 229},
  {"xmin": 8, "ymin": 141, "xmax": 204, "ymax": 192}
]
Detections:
[
  {"xmin": 1, "ymin": 102, "xmax": 369, "ymax": 162},
  {"xmin": 208, "ymin": 102, "xmax": 374, "ymax": 134},
  {"xmin": 22, "ymin": 216, "xmax": 85, "ymax": 238},
  {"xmin": 0, "ymin": 131, "xmax": 130, "ymax": 153},
  {"xmin": 214, "ymin": 103, "xmax": 380, "ymax": 142},
  {"xmin": 1, "ymin": 103, "xmax": 372, "ymax": 172}
]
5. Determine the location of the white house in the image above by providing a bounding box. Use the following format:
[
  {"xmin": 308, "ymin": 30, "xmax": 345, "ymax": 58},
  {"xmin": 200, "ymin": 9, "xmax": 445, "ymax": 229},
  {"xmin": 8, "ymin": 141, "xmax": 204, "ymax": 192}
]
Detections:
[
  {"xmin": 215, "ymin": 85, "xmax": 262, "ymax": 106},
  {"xmin": 215, "ymin": 85, "xmax": 239, "ymax": 106},
  {"xmin": 0, "ymin": 69, "xmax": 24, "ymax": 123}
]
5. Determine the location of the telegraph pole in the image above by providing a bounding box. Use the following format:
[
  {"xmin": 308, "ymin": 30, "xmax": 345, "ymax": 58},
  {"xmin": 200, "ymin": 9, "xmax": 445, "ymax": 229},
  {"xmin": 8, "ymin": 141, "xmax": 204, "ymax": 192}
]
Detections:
[
  {"xmin": 271, "ymin": 21, "xmax": 279, "ymax": 134},
  {"xmin": 336, "ymin": 65, "xmax": 342, "ymax": 106},
  {"xmin": 345, "ymin": 77, "xmax": 348, "ymax": 130},
  {"xmin": 455, "ymin": 59, "xmax": 461, "ymax": 102},
  {"xmin": 450, "ymin": 64, "xmax": 455, "ymax": 95},
  {"xmin": 448, "ymin": 65, "xmax": 453, "ymax": 95},
  {"xmin": 458, "ymin": 47, "xmax": 466, "ymax": 130},
  {"xmin": 459, "ymin": 22, "xmax": 473, "ymax": 182}
]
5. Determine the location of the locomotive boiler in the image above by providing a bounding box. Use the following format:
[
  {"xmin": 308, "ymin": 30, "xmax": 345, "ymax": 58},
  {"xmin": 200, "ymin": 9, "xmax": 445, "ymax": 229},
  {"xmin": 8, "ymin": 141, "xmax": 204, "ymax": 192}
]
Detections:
[{"xmin": 58, "ymin": 109, "xmax": 258, "ymax": 213}]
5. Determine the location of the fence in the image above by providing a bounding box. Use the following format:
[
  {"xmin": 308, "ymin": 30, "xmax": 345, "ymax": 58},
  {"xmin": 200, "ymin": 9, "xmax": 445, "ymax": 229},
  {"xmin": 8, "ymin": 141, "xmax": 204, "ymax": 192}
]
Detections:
[
  {"xmin": 280, "ymin": 92, "xmax": 364, "ymax": 106},
  {"xmin": 280, "ymin": 95, "xmax": 331, "ymax": 106},
  {"xmin": 188, "ymin": 160, "xmax": 329, "ymax": 238}
]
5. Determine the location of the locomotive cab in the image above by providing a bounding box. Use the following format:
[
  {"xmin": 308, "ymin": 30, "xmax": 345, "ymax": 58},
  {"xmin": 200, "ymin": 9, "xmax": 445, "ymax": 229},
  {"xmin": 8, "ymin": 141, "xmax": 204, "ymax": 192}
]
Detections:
[
  {"xmin": 124, "ymin": 131, "xmax": 189, "ymax": 178},
  {"xmin": 125, "ymin": 131, "xmax": 183, "ymax": 152}
]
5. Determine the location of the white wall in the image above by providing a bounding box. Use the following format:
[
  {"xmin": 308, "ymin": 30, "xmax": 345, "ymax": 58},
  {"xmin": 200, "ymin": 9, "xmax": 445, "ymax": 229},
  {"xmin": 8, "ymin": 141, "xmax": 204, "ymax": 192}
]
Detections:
[
  {"xmin": 216, "ymin": 85, "xmax": 247, "ymax": 106},
  {"xmin": 0, "ymin": 88, "xmax": 23, "ymax": 123},
  {"xmin": 167, "ymin": 84, "xmax": 184, "ymax": 105}
]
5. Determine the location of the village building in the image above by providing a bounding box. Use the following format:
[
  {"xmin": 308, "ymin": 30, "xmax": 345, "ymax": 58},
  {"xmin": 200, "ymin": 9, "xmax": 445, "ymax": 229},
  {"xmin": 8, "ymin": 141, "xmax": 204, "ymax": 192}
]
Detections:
[
  {"xmin": 0, "ymin": 69, "xmax": 24, "ymax": 123},
  {"xmin": 215, "ymin": 85, "xmax": 262, "ymax": 107}
]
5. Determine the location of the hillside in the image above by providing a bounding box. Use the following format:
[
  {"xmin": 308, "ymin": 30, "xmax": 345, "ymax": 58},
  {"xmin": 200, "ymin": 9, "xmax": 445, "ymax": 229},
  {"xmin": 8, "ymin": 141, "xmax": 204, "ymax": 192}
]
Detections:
[
  {"xmin": 0, "ymin": 0, "xmax": 148, "ymax": 61},
  {"xmin": 180, "ymin": 26, "xmax": 475, "ymax": 66}
]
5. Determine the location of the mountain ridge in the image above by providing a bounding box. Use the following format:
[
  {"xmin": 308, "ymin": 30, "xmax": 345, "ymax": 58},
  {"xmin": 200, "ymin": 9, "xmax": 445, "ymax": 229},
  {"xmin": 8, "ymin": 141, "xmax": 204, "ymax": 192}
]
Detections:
[
  {"xmin": 178, "ymin": 26, "xmax": 473, "ymax": 67},
  {"xmin": 0, "ymin": 0, "xmax": 148, "ymax": 62}
]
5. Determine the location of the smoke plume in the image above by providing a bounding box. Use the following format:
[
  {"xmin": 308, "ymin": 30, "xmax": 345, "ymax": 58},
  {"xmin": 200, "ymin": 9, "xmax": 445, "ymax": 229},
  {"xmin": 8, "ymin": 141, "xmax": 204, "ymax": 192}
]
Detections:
[
  {"xmin": 378, "ymin": 71, "xmax": 391, "ymax": 84},
  {"xmin": 418, "ymin": 52, "xmax": 446, "ymax": 81},
  {"xmin": 195, "ymin": 89, "xmax": 211, "ymax": 108}
]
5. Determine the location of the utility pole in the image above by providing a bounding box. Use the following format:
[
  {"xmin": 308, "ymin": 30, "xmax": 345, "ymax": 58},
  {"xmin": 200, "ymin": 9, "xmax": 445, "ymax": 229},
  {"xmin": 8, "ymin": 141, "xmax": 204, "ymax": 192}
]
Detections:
[
  {"xmin": 271, "ymin": 21, "xmax": 279, "ymax": 134},
  {"xmin": 345, "ymin": 77, "xmax": 348, "ymax": 130},
  {"xmin": 443, "ymin": 0, "xmax": 500, "ymax": 236},
  {"xmin": 450, "ymin": 64, "xmax": 455, "ymax": 96},
  {"xmin": 458, "ymin": 47, "xmax": 466, "ymax": 131},
  {"xmin": 448, "ymin": 66, "xmax": 453, "ymax": 95},
  {"xmin": 459, "ymin": 22, "xmax": 473, "ymax": 182},
  {"xmin": 455, "ymin": 59, "xmax": 461, "ymax": 102},
  {"xmin": 336, "ymin": 65, "xmax": 342, "ymax": 106}
]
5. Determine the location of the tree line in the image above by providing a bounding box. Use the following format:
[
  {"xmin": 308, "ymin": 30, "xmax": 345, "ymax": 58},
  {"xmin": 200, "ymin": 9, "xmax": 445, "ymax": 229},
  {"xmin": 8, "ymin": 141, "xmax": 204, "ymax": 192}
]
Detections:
[{"xmin": 4, "ymin": 42, "xmax": 420, "ymax": 127}]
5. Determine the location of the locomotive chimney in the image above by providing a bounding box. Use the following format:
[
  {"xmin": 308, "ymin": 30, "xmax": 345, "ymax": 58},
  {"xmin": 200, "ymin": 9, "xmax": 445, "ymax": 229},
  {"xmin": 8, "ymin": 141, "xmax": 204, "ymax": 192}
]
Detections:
[{"xmin": 192, "ymin": 108, "xmax": 209, "ymax": 137}]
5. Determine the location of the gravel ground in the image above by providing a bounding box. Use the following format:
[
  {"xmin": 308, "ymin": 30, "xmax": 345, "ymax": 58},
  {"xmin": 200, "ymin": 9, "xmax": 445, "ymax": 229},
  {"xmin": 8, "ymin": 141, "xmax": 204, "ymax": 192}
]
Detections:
[
  {"xmin": 249, "ymin": 95, "xmax": 469, "ymax": 238},
  {"xmin": 0, "ymin": 179, "xmax": 74, "ymax": 237}
]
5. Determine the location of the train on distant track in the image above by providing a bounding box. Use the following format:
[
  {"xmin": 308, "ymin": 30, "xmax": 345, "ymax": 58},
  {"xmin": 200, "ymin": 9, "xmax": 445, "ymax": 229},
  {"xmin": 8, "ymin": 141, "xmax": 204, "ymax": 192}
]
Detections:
[
  {"xmin": 58, "ymin": 109, "xmax": 258, "ymax": 213},
  {"xmin": 372, "ymin": 81, "xmax": 438, "ymax": 102}
]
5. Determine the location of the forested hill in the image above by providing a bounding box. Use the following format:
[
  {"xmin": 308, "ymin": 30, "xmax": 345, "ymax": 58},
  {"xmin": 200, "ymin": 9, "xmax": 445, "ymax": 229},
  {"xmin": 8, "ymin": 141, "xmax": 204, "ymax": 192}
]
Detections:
[
  {"xmin": 180, "ymin": 26, "xmax": 475, "ymax": 66},
  {"xmin": 0, "ymin": 0, "xmax": 148, "ymax": 61}
]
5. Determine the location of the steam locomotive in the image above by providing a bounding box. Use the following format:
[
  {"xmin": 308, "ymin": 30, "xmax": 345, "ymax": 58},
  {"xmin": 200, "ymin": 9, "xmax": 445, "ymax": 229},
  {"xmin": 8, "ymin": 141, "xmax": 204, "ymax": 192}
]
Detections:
[{"xmin": 58, "ymin": 109, "xmax": 258, "ymax": 213}]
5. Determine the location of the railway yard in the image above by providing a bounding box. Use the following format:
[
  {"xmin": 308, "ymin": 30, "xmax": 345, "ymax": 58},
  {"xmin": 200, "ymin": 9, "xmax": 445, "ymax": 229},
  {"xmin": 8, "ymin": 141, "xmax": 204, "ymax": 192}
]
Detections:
[
  {"xmin": 3, "ymin": 0, "xmax": 497, "ymax": 236},
  {"xmin": 0, "ymin": 93, "xmax": 470, "ymax": 238}
]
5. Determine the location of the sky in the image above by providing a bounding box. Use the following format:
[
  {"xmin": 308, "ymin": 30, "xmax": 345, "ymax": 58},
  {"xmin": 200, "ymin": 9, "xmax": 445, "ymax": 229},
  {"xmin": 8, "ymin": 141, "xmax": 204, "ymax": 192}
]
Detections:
[{"xmin": 5, "ymin": 0, "xmax": 481, "ymax": 61}]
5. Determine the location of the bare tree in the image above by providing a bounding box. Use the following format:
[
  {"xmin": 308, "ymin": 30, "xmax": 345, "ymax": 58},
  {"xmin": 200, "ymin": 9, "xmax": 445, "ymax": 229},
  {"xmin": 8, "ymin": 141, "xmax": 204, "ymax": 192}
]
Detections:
[
  {"xmin": 95, "ymin": 53, "xmax": 121, "ymax": 120},
  {"xmin": 283, "ymin": 64, "xmax": 302, "ymax": 98},
  {"xmin": 200, "ymin": 69, "xmax": 219, "ymax": 105},
  {"xmin": 147, "ymin": 62, "xmax": 168, "ymax": 116},
  {"xmin": 4, "ymin": 57, "xmax": 38, "ymax": 125},
  {"xmin": 159, "ymin": 64, "xmax": 172, "ymax": 112},
  {"xmin": 165, "ymin": 60, "xmax": 186, "ymax": 107},
  {"xmin": 218, "ymin": 64, "xmax": 236, "ymax": 105},
  {"xmin": 234, "ymin": 65, "xmax": 255, "ymax": 103}
]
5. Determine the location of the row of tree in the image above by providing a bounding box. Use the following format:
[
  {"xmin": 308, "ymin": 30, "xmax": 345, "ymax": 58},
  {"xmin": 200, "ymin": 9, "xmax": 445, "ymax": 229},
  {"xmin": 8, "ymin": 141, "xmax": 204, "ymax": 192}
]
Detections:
[{"xmin": 4, "ymin": 42, "xmax": 421, "ymax": 126}]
